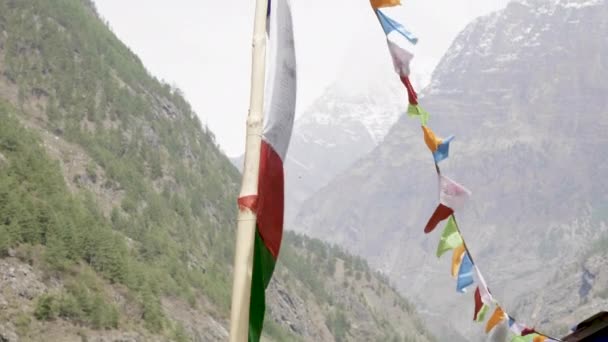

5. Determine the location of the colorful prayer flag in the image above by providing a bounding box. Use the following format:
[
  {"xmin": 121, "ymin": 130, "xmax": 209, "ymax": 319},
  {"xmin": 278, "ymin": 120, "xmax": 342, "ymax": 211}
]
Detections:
[
  {"xmin": 370, "ymin": 0, "xmax": 401, "ymax": 8},
  {"xmin": 457, "ymin": 252, "xmax": 474, "ymax": 292},
  {"xmin": 439, "ymin": 175, "xmax": 471, "ymax": 212},
  {"xmin": 474, "ymin": 287, "xmax": 490, "ymax": 321},
  {"xmin": 511, "ymin": 337, "xmax": 528, "ymax": 342},
  {"xmin": 436, "ymin": 216, "xmax": 463, "ymax": 257},
  {"xmin": 433, "ymin": 135, "xmax": 455, "ymax": 163},
  {"xmin": 401, "ymin": 75, "xmax": 418, "ymax": 105},
  {"xmin": 401, "ymin": 76, "xmax": 430, "ymax": 124},
  {"xmin": 375, "ymin": 9, "xmax": 418, "ymax": 44},
  {"xmin": 476, "ymin": 304, "xmax": 489, "ymax": 322},
  {"xmin": 508, "ymin": 317, "xmax": 526, "ymax": 335},
  {"xmin": 424, "ymin": 204, "xmax": 453, "ymax": 233},
  {"xmin": 245, "ymin": 0, "xmax": 297, "ymax": 340},
  {"xmin": 422, "ymin": 125, "xmax": 441, "ymax": 152},
  {"xmin": 387, "ymin": 39, "xmax": 414, "ymax": 77},
  {"xmin": 474, "ymin": 266, "xmax": 493, "ymax": 304},
  {"xmin": 422, "ymin": 127, "xmax": 455, "ymax": 163},
  {"xmin": 407, "ymin": 104, "xmax": 429, "ymax": 125},
  {"xmin": 421, "ymin": 176, "xmax": 470, "ymax": 233},
  {"xmin": 486, "ymin": 307, "xmax": 506, "ymax": 333},
  {"xmin": 451, "ymin": 244, "xmax": 466, "ymax": 278}
]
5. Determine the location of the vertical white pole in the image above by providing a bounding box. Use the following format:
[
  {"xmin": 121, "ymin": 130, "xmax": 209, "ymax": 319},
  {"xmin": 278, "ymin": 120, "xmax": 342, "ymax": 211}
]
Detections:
[{"xmin": 228, "ymin": 0, "xmax": 269, "ymax": 341}]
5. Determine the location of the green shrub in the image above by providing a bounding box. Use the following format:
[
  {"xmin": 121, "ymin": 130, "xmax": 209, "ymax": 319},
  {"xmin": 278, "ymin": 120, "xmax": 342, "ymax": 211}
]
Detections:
[
  {"xmin": 0, "ymin": 225, "xmax": 10, "ymax": 257},
  {"xmin": 56, "ymin": 279, "xmax": 119, "ymax": 329},
  {"xmin": 34, "ymin": 294, "xmax": 58, "ymax": 320},
  {"xmin": 326, "ymin": 309, "xmax": 350, "ymax": 342},
  {"xmin": 171, "ymin": 322, "xmax": 189, "ymax": 342}
]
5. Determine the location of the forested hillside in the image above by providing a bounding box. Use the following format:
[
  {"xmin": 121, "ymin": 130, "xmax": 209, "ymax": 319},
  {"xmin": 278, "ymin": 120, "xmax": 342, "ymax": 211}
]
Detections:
[{"xmin": 0, "ymin": 1, "xmax": 432, "ymax": 341}]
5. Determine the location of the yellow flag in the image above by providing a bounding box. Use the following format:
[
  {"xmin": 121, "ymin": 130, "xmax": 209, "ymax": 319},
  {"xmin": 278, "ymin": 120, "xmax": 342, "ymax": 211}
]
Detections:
[
  {"xmin": 422, "ymin": 125, "xmax": 442, "ymax": 152},
  {"xmin": 370, "ymin": 0, "xmax": 401, "ymax": 8},
  {"xmin": 485, "ymin": 307, "xmax": 506, "ymax": 333},
  {"xmin": 451, "ymin": 244, "xmax": 465, "ymax": 278}
]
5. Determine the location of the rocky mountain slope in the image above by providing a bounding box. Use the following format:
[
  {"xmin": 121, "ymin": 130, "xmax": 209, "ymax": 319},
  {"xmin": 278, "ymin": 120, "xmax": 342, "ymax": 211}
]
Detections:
[
  {"xmin": 0, "ymin": 0, "xmax": 433, "ymax": 341},
  {"xmin": 511, "ymin": 240, "xmax": 608, "ymax": 337},
  {"xmin": 294, "ymin": 0, "xmax": 608, "ymax": 339}
]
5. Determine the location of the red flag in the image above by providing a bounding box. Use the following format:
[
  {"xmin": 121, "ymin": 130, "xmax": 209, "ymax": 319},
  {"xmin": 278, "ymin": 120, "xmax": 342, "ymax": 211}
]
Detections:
[
  {"xmin": 474, "ymin": 287, "xmax": 483, "ymax": 321},
  {"xmin": 522, "ymin": 328, "xmax": 537, "ymax": 336},
  {"xmin": 400, "ymin": 75, "xmax": 418, "ymax": 105},
  {"xmin": 424, "ymin": 204, "xmax": 453, "ymax": 233}
]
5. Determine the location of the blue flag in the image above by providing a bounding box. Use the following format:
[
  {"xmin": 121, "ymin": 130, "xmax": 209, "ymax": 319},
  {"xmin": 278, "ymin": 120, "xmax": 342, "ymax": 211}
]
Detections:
[
  {"xmin": 457, "ymin": 252, "xmax": 474, "ymax": 293},
  {"xmin": 433, "ymin": 135, "xmax": 454, "ymax": 163},
  {"xmin": 376, "ymin": 9, "xmax": 418, "ymax": 44}
]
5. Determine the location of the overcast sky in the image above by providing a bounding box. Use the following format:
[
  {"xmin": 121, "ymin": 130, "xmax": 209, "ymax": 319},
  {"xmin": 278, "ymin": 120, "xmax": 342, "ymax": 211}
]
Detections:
[{"xmin": 94, "ymin": 0, "xmax": 510, "ymax": 157}]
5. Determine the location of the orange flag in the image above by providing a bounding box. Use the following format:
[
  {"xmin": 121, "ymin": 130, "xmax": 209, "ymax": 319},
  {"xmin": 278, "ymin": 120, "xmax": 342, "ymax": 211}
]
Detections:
[
  {"xmin": 451, "ymin": 244, "xmax": 465, "ymax": 278},
  {"xmin": 422, "ymin": 126, "xmax": 442, "ymax": 152},
  {"xmin": 485, "ymin": 307, "xmax": 506, "ymax": 333},
  {"xmin": 533, "ymin": 336, "xmax": 547, "ymax": 342},
  {"xmin": 370, "ymin": 0, "xmax": 401, "ymax": 8}
]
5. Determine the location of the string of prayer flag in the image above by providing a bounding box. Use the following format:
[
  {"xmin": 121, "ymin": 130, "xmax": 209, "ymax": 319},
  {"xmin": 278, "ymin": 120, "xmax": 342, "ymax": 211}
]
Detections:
[{"xmin": 370, "ymin": 2, "xmax": 564, "ymax": 340}]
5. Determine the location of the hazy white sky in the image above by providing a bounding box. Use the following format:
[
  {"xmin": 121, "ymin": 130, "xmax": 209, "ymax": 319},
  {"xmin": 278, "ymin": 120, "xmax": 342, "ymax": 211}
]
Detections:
[{"xmin": 94, "ymin": 0, "xmax": 510, "ymax": 156}]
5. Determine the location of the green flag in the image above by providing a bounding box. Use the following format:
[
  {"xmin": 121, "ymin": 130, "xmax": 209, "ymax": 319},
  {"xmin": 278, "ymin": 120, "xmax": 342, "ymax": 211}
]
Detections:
[
  {"xmin": 407, "ymin": 104, "xmax": 429, "ymax": 126},
  {"xmin": 475, "ymin": 304, "xmax": 489, "ymax": 323},
  {"xmin": 436, "ymin": 216, "xmax": 463, "ymax": 257}
]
